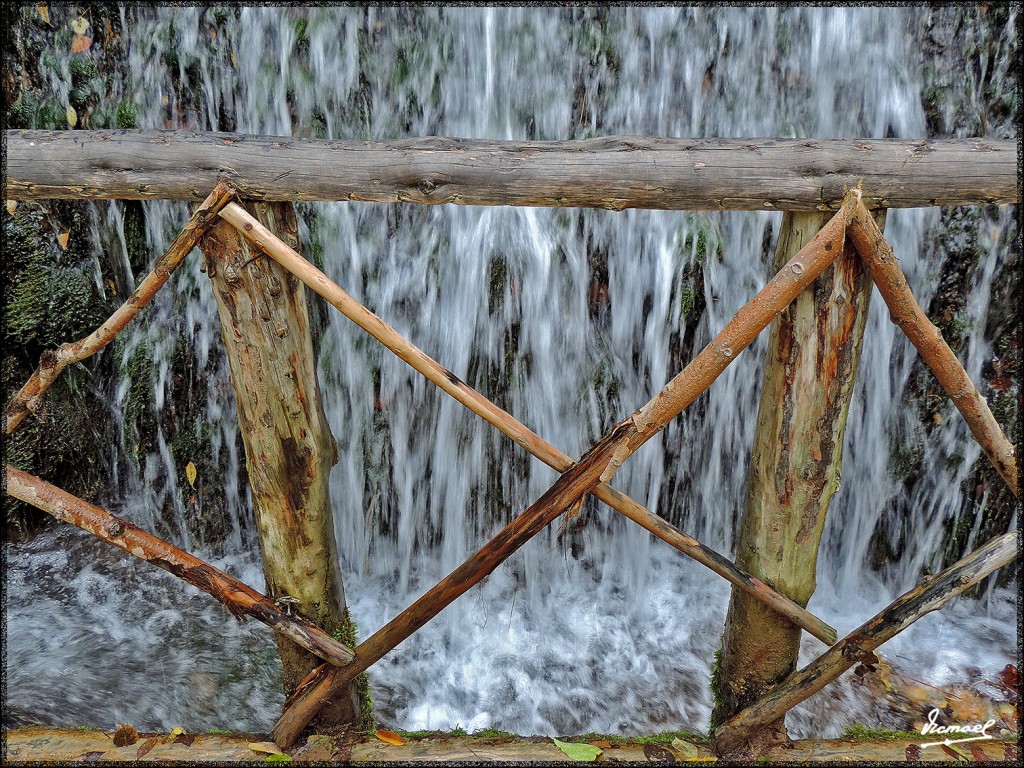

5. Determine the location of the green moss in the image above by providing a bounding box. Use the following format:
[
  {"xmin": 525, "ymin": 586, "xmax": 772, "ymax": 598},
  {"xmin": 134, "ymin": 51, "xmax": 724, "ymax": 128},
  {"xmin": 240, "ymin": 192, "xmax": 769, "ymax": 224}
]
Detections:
[
  {"xmin": 888, "ymin": 437, "xmax": 923, "ymax": 484},
  {"xmin": 708, "ymin": 646, "xmax": 725, "ymax": 734},
  {"xmin": 681, "ymin": 213, "xmax": 723, "ymax": 266},
  {"xmin": 678, "ymin": 284, "xmax": 697, "ymax": 321},
  {"xmin": 116, "ymin": 98, "xmax": 138, "ymax": 129},
  {"xmin": 569, "ymin": 730, "xmax": 708, "ymax": 746},
  {"xmin": 330, "ymin": 609, "xmax": 374, "ymax": 733},
  {"xmin": 472, "ymin": 728, "xmax": 516, "ymax": 740},
  {"xmin": 839, "ymin": 724, "xmax": 923, "ymax": 742}
]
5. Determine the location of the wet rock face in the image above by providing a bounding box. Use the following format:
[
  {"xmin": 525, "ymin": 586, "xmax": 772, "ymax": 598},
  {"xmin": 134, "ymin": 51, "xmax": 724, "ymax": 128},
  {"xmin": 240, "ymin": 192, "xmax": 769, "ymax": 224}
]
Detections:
[{"xmin": 865, "ymin": 5, "xmax": 1020, "ymax": 575}]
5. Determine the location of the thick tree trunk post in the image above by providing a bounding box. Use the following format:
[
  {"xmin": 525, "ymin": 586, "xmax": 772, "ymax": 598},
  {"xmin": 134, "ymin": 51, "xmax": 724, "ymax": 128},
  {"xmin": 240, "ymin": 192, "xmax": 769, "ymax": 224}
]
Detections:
[
  {"xmin": 200, "ymin": 201, "xmax": 360, "ymax": 727},
  {"xmin": 711, "ymin": 209, "xmax": 883, "ymax": 754}
]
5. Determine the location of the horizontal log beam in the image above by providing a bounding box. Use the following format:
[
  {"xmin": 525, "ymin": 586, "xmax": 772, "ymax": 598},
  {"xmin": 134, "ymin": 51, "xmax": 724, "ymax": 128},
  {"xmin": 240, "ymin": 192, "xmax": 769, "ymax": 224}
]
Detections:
[
  {"xmin": 5, "ymin": 465, "xmax": 356, "ymax": 669},
  {"xmin": 5, "ymin": 130, "xmax": 1017, "ymax": 210}
]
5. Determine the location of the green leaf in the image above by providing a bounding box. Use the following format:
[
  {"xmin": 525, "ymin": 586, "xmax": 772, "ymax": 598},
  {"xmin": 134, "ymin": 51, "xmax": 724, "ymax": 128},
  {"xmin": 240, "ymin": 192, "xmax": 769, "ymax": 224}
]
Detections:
[
  {"xmin": 263, "ymin": 754, "xmax": 292, "ymax": 763},
  {"xmin": 672, "ymin": 737, "xmax": 700, "ymax": 758},
  {"xmin": 552, "ymin": 738, "xmax": 602, "ymax": 762}
]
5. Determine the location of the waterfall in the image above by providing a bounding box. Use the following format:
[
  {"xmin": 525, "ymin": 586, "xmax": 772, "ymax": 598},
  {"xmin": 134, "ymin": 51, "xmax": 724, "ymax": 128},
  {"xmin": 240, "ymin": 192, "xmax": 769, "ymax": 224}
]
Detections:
[{"xmin": 4, "ymin": 6, "xmax": 1017, "ymax": 737}]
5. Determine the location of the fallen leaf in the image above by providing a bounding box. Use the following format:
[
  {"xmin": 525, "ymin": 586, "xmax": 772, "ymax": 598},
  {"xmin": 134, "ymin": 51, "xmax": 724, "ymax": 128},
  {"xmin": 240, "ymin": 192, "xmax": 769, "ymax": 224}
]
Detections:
[
  {"xmin": 185, "ymin": 460, "xmax": 197, "ymax": 488},
  {"xmin": 136, "ymin": 737, "xmax": 158, "ymax": 758},
  {"xmin": 948, "ymin": 690, "xmax": 987, "ymax": 722},
  {"xmin": 66, "ymin": 104, "xmax": 77, "ymax": 127},
  {"xmin": 112, "ymin": 724, "xmax": 139, "ymax": 747},
  {"xmin": 671, "ymin": 738, "xmax": 700, "ymax": 758},
  {"xmin": 997, "ymin": 701, "xmax": 1017, "ymax": 730},
  {"xmin": 643, "ymin": 743, "xmax": 676, "ymax": 762},
  {"xmin": 374, "ymin": 730, "xmax": 405, "ymax": 746},
  {"xmin": 940, "ymin": 742, "xmax": 969, "ymax": 761},
  {"xmin": 590, "ymin": 740, "xmax": 611, "ymax": 749},
  {"xmin": 173, "ymin": 732, "xmax": 195, "ymax": 746},
  {"xmin": 968, "ymin": 743, "xmax": 991, "ymax": 762},
  {"xmin": 6, "ymin": 201, "xmax": 16, "ymax": 215},
  {"xmin": 36, "ymin": 5, "xmax": 50, "ymax": 24},
  {"xmin": 998, "ymin": 664, "xmax": 1019, "ymax": 694},
  {"xmin": 165, "ymin": 726, "xmax": 186, "ymax": 743},
  {"xmin": 57, "ymin": 231, "xmax": 70, "ymax": 249},
  {"xmin": 905, "ymin": 743, "xmax": 921, "ymax": 761},
  {"xmin": 71, "ymin": 15, "xmax": 89, "ymax": 34},
  {"xmin": 552, "ymin": 738, "xmax": 602, "ymax": 762},
  {"xmin": 248, "ymin": 741, "xmax": 285, "ymax": 756},
  {"xmin": 71, "ymin": 34, "xmax": 92, "ymax": 53}
]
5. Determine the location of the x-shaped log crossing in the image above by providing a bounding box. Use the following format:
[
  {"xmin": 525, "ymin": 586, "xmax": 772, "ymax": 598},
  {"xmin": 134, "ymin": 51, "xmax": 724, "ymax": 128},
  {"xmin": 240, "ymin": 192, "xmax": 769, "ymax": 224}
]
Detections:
[{"xmin": 4, "ymin": 181, "xmax": 1016, "ymax": 749}]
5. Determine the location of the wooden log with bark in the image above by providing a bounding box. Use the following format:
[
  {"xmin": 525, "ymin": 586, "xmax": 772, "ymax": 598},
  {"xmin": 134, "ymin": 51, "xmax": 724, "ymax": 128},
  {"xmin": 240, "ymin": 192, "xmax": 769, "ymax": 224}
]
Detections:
[
  {"xmin": 267, "ymin": 190, "xmax": 861, "ymax": 747},
  {"xmin": 200, "ymin": 201, "xmax": 362, "ymax": 726},
  {"xmin": 711, "ymin": 207, "xmax": 883, "ymax": 741},
  {"xmin": 846, "ymin": 199, "xmax": 1018, "ymax": 497},
  {"xmin": 5, "ymin": 130, "xmax": 1017, "ymax": 210},
  {"xmin": 218, "ymin": 202, "xmax": 838, "ymax": 645},
  {"xmin": 4, "ymin": 181, "xmax": 237, "ymax": 436},
  {"xmin": 712, "ymin": 529, "xmax": 1020, "ymax": 756},
  {"xmin": 4, "ymin": 465, "xmax": 356, "ymax": 668}
]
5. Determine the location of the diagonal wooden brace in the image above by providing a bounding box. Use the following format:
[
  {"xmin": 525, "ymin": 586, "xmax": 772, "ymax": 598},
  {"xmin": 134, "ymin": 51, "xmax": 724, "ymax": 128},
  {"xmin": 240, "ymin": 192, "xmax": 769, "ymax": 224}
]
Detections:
[
  {"xmin": 5, "ymin": 464, "xmax": 356, "ymax": 668},
  {"xmin": 217, "ymin": 201, "xmax": 841, "ymax": 645},
  {"xmin": 5, "ymin": 181, "xmax": 238, "ymax": 436},
  {"xmin": 847, "ymin": 199, "xmax": 1018, "ymax": 497},
  {"xmin": 260, "ymin": 190, "xmax": 860, "ymax": 746},
  {"xmin": 270, "ymin": 420, "xmax": 635, "ymax": 745}
]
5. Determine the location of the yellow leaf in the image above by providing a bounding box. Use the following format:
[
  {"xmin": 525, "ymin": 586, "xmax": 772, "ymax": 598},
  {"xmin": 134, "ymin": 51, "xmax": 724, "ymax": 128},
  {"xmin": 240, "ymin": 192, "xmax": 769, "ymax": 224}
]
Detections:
[
  {"xmin": 57, "ymin": 232, "xmax": 70, "ymax": 250},
  {"xmin": 5, "ymin": 201, "xmax": 16, "ymax": 215},
  {"xmin": 375, "ymin": 730, "xmax": 405, "ymax": 746},
  {"xmin": 248, "ymin": 741, "xmax": 284, "ymax": 755},
  {"xmin": 66, "ymin": 104, "xmax": 77, "ymax": 127},
  {"xmin": 185, "ymin": 461, "xmax": 198, "ymax": 489},
  {"xmin": 163, "ymin": 726, "xmax": 187, "ymax": 743},
  {"xmin": 71, "ymin": 15, "xmax": 89, "ymax": 35},
  {"xmin": 36, "ymin": 5, "xmax": 50, "ymax": 24},
  {"xmin": 71, "ymin": 34, "xmax": 92, "ymax": 54}
]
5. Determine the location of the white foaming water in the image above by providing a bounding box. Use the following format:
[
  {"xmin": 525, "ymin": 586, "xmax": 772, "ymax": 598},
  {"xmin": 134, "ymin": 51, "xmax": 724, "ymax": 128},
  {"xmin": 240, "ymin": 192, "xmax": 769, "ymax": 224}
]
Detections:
[{"xmin": 4, "ymin": 7, "xmax": 1017, "ymax": 736}]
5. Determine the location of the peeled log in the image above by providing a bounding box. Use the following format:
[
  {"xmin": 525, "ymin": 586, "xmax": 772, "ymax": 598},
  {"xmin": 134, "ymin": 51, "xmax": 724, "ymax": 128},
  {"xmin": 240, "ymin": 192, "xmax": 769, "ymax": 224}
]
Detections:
[
  {"xmin": 711, "ymin": 208, "xmax": 883, "ymax": 744},
  {"xmin": 200, "ymin": 201, "xmax": 360, "ymax": 725},
  {"xmin": 4, "ymin": 465, "xmax": 355, "ymax": 668}
]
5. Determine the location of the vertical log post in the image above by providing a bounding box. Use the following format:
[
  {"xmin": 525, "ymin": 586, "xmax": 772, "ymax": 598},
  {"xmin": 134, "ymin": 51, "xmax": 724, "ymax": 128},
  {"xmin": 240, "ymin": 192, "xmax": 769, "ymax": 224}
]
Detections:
[
  {"xmin": 711, "ymin": 209, "xmax": 884, "ymax": 753},
  {"xmin": 200, "ymin": 201, "xmax": 361, "ymax": 727}
]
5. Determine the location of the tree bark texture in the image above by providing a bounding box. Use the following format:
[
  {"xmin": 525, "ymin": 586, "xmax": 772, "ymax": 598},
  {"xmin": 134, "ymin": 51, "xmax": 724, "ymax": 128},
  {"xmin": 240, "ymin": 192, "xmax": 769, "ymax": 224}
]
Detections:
[
  {"xmin": 200, "ymin": 201, "xmax": 359, "ymax": 724},
  {"xmin": 847, "ymin": 200, "xmax": 1018, "ymax": 497},
  {"xmin": 5, "ymin": 130, "xmax": 1016, "ymax": 211},
  {"xmin": 4, "ymin": 181, "xmax": 236, "ymax": 435},
  {"xmin": 5, "ymin": 465, "xmax": 355, "ymax": 668},
  {"xmin": 713, "ymin": 529, "xmax": 1019, "ymax": 755},
  {"xmin": 219, "ymin": 201, "xmax": 838, "ymax": 646},
  {"xmin": 711, "ymin": 208, "xmax": 883, "ymax": 741}
]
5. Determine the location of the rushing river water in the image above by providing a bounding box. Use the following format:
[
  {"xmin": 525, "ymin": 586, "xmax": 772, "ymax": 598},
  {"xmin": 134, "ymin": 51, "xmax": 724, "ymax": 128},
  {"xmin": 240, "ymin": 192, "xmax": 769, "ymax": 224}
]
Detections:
[{"xmin": 5, "ymin": 6, "xmax": 1018, "ymax": 737}]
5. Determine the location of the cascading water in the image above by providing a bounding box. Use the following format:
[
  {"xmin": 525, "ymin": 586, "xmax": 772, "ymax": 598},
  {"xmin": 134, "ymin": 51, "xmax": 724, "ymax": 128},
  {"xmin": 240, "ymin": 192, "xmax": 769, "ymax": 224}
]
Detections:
[{"xmin": 4, "ymin": 6, "xmax": 1017, "ymax": 737}]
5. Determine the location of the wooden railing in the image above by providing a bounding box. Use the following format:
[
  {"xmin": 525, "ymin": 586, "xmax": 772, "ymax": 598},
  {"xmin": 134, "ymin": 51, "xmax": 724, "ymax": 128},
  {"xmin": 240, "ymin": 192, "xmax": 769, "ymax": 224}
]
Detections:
[{"xmin": 4, "ymin": 130, "xmax": 1019, "ymax": 753}]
